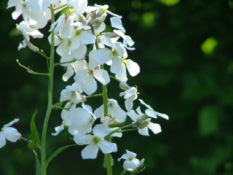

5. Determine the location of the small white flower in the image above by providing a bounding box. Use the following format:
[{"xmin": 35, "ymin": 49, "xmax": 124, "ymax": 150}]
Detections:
[
  {"xmin": 60, "ymin": 84, "xmax": 83, "ymax": 104},
  {"xmin": 139, "ymin": 99, "xmax": 169, "ymax": 120},
  {"xmin": 127, "ymin": 107, "xmax": 161, "ymax": 136},
  {"xmin": 118, "ymin": 150, "xmax": 140, "ymax": 172},
  {"xmin": 0, "ymin": 118, "xmax": 21, "ymax": 148},
  {"xmin": 74, "ymin": 124, "xmax": 117, "ymax": 159},
  {"xmin": 120, "ymin": 87, "xmax": 138, "ymax": 111},
  {"xmin": 94, "ymin": 99, "xmax": 127, "ymax": 123}
]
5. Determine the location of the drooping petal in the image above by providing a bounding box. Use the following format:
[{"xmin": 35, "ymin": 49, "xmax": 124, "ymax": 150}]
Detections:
[
  {"xmin": 0, "ymin": 132, "xmax": 6, "ymax": 148},
  {"xmin": 93, "ymin": 69, "xmax": 110, "ymax": 85},
  {"xmin": 99, "ymin": 140, "xmax": 117, "ymax": 154},
  {"xmin": 110, "ymin": 17, "xmax": 125, "ymax": 32},
  {"xmin": 69, "ymin": 36, "xmax": 81, "ymax": 51},
  {"xmin": 62, "ymin": 65, "xmax": 74, "ymax": 82},
  {"xmin": 3, "ymin": 127, "xmax": 21, "ymax": 142},
  {"xmin": 52, "ymin": 124, "xmax": 64, "ymax": 136},
  {"xmin": 81, "ymin": 144, "xmax": 99, "ymax": 159},
  {"xmin": 145, "ymin": 109, "xmax": 157, "ymax": 119},
  {"xmin": 3, "ymin": 118, "xmax": 19, "ymax": 128},
  {"xmin": 125, "ymin": 59, "xmax": 140, "ymax": 77},
  {"xmin": 82, "ymin": 75, "xmax": 97, "ymax": 95},
  {"xmin": 148, "ymin": 123, "xmax": 161, "ymax": 135}
]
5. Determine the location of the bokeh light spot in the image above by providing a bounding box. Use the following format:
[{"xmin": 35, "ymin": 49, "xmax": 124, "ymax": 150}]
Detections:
[{"xmin": 201, "ymin": 37, "xmax": 218, "ymax": 55}]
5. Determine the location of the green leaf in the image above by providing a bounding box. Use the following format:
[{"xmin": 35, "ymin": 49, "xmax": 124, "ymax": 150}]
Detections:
[
  {"xmin": 33, "ymin": 150, "xmax": 41, "ymax": 175},
  {"xmin": 30, "ymin": 109, "xmax": 41, "ymax": 149},
  {"xmin": 46, "ymin": 144, "xmax": 77, "ymax": 167}
]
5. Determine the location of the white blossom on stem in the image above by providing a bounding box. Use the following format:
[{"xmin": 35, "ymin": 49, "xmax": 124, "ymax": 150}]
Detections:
[
  {"xmin": 118, "ymin": 150, "xmax": 141, "ymax": 172},
  {"xmin": 74, "ymin": 124, "xmax": 117, "ymax": 159},
  {"xmin": 94, "ymin": 98, "xmax": 127, "ymax": 123},
  {"xmin": 0, "ymin": 118, "xmax": 21, "ymax": 148},
  {"xmin": 127, "ymin": 107, "xmax": 161, "ymax": 136},
  {"xmin": 139, "ymin": 99, "xmax": 169, "ymax": 120}
]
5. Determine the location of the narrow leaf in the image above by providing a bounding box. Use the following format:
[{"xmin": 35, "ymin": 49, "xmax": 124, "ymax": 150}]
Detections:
[
  {"xmin": 33, "ymin": 150, "xmax": 41, "ymax": 175},
  {"xmin": 30, "ymin": 109, "xmax": 41, "ymax": 149},
  {"xmin": 46, "ymin": 144, "xmax": 77, "ymax": 167}
]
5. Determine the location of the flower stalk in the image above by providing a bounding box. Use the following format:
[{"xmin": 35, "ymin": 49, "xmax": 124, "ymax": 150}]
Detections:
[{"xmin": 41, "ymin": 5, "xmax": 55, "ymax": 175}]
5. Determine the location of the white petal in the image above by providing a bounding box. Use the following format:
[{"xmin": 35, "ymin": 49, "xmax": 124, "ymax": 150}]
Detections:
[
  {"xmin": 74, "ymin": 69, "xmax": 88, "ymax": 83},
  {"xmin": 125, "ymin": 96, "xmax": 134, "ymax": 111},
  {"xmin": 62, "ymin": 65, "xmax": 74, "ymax": 82},
  {"xmin": 110, "ymin": 17, "xmax": 125, "ymax": 32},
  {"xmin": 138, "ymin": 128, "xmax": 149, "ymax": 136},
  {"xmin": 154, "ymin": 111, "xmax": 169, "ymax": 120},
  {"xmin": 99, "ymin": 140, "xmax": 117, "ymax": 154},
  {"xmin": 83, "ymin": 75, "xmax": 97, "ymax": 95},
  {"xmin": 26, "ymin": 0, "xmax": 50, "ymax": 11},
  {"xmin": 74, "ymin": 135, "xmax": 92, "ymax": 145},
  {"xmin": 0, "ymin": 132, "xmax": 6, "ymax": 148},
  {"xmin": 145, "ymin": 109, "xmax": 157, "ymax": 119},
  {"xmin": 127, "ymin": 110, "xmax": 139, "ymax": 122},
  {"xmin": 90, "ymin": 49, "xmax": 112, "ymax": 65},
  {"xmin": 3, "ymin": 127, "xmax": 21, "ymax": 142},
  {"xmin": 70, "ymin": 37, "xmax": 81, "ymax": 51},
  {"xmin": 93, "ymin": 69, "xmax": 110, "ymax": 85},
  {"xmin": 94, "ymin": 105, "xmax": 104, "ymax": 118},
  {"xmin": 72, "ymin": 44, "xmax": 87, "ymax": 60},
  {"xmin": 93, "ymin": 124, "xmax": 110, "ymax": 138},
  {"xmin": 148, "ymin": 123, "xmax": 161, "ymax": 134},
  {"xmin": 110, "ymin": 57, "xmax": 123, "ymax": 75},
  {"xmin": 52, "ymin": 125, "xmax": 64, "ymax": 136},
  {"xmin": 79, "ymin": 32, "xmax": 96, "ymax": 45},
  {"xmin": 123, "ymin": 159, "xmax": 140, "ymax": 171},
  {"xmin": 125, "ymin": 59, "xmax": 140, "ymax": 77},
  {"xmin": 3, "ymin": 118, "xmax": 19, "ymax": 128},
  {"xmin": 81, "ymin": 144, "xmax": 99, "ymax": 159}
]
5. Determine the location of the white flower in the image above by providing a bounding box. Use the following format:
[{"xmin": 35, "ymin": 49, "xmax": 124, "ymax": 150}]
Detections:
[
  {"xmin": 74, "ymin": 60, "xmax": 110, "ymax": 95},
  {"xmin": 94, "ymin": 99, "xmax": 127, "ymax": 123},
  {"xmin": 0, "ymin": 118, "xmax": 21, "ymax": 148},
  {"xmin": 118, "ymin": 150, "xmax": 140, "ymax": 172},
  {"xmin": 139, "ymin": 99, "xmax": 169, "ymax": 120},
  {"xmin": 74, "ymin": 124, "xmax": 117, "ymax": 159},
  {"xmin": 60, "ymin": 84, "xmax": 83, "ymax": 104},
  {"xmin": 120, "ymin": 87, "xmax": 138, "ymax": 111},
  {"xmin": 67, "ymin": 107, "xmax": 95, "ymax": 136},
  {"xmin": 127, "ymin": 107, "xmax": 161, "ymax": 136},
  {"xmin": 67, "ymin": 0, "xmax": 88, "ymax": 15}
]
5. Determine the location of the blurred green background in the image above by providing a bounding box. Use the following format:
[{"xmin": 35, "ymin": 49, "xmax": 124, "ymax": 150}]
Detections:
[{"xmin": 1, "ymin": 0, "xmax": 233, "ymax": 174}]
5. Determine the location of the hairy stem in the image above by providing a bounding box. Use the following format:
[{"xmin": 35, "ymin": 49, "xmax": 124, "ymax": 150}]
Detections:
[{"xmin": 41, "ymin": 5, "xmax": 55, "ymax": 175}]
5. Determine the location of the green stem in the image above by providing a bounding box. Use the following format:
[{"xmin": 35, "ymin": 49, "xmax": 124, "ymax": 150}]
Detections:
[
  {"xmin": 86, "ymin": 93, "xmax": 103, "ymax": 99},
  {"xmin": 102, "ymin": 84, "xmax": 112, "ymax": 175},
  {"xmin": 41, "ymin": 5, "xmax": 55, "ymax": 175}
]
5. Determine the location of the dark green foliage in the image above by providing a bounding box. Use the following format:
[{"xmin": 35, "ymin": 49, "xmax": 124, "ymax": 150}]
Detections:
[{"xmin": 0, "ymin": 0, "xmax": 233, "ymax": 175}]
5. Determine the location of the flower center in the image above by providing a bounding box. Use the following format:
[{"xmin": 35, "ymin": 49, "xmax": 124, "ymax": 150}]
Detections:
[{"xmin": 92, "ymin": 136, "xmax": 101, "ymax": 145}]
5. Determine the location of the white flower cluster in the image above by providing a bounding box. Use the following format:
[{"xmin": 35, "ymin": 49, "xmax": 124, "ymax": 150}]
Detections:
[{"xmin": 7, "ymin": 0, "xmax": 169, "ymax": 172}]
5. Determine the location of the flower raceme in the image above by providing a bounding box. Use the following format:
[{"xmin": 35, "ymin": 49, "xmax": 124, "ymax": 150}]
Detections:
[{"xmin": 6, "ymin": 0, "xmax": 169, "ymax": 173}]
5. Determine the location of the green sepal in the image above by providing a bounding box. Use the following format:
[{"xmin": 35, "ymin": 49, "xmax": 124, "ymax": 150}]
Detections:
[
  {"xmin": 33, "ymin": 150, "xmax": 41, "ymax": 175},
  {"xmin": 29, "ymin": 109, "xmax": 41, "ymax": 149}
]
